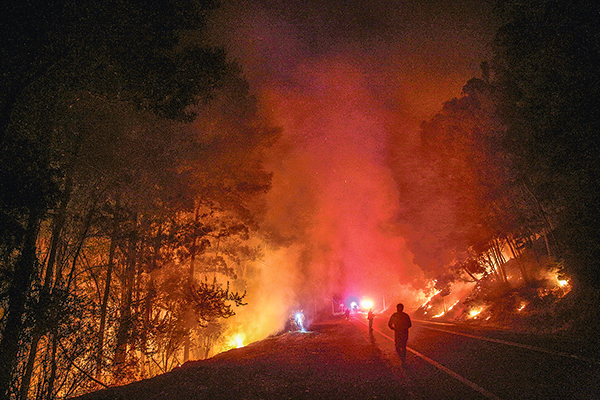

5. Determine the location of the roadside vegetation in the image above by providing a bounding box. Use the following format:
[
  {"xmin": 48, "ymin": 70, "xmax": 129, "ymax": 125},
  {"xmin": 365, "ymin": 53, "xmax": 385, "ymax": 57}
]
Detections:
[{"xmin": 396, "ymin": 0, "xmax": 600, "ymax": 337}]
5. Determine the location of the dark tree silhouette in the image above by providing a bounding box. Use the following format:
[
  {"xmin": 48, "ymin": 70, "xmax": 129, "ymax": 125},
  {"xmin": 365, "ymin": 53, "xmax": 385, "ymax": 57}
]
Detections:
[
  {"xmin": 0, "ymin": 0, "xmax": 241, "ymax": 397},
  {"xmin": 491, "ymin": 0, "xmax": 600, "ymax": 288}
]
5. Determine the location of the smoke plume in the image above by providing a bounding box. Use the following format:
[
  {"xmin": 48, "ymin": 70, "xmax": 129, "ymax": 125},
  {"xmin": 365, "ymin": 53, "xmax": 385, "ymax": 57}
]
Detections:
[{"xmin": 206, "ymin": 0, "xmax": 498, "ymax": 343}]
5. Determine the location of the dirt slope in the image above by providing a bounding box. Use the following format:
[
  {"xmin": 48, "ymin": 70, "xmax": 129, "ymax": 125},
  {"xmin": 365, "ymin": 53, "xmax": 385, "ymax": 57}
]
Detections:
[{"xmin": 72, "ymin": 319, "xmax": 411, "ymax": 400}]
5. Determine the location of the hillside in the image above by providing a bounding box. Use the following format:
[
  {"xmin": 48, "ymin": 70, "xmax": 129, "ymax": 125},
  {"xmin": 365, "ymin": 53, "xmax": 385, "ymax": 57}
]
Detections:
[{"xmin": 72, "ymin": 319, "xmax": 411, "ymax": 400}]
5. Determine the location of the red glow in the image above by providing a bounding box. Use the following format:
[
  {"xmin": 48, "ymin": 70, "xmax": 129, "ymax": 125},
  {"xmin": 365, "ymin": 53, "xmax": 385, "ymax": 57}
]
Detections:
[{"xmin": 207, "ymin": 0, "xmax": 499, "ymax": 336}]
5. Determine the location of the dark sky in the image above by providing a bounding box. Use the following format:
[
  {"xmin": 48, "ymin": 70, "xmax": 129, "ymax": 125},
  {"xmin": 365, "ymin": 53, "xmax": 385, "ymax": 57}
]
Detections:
[
  {"xmin": 206, "ymin": 0, "xmax": 499, "ymax": 339},
  {"xmin": 210, "ymin": 0, "xmax": 497, "ymax": 119}
]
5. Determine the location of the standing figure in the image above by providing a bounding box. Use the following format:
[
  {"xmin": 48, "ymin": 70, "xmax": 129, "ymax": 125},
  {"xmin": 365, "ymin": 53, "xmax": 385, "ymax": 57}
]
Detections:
[
  {"xmin": 388, "ymin": 303, "xmax": 412, "ymax": 365},
  {"xmin": 345, "ymin": 308, "xmax": 350, "ymax": 320},
  {"xmin": 367, "ymin": 309, "xmax": 374, "ymax": 331}
]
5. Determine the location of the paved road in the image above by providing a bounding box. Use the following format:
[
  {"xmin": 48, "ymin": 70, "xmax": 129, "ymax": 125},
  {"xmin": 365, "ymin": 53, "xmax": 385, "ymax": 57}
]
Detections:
[{"xmin": 351, "ymin": 314, "xmax": 600, "ymax": 400}]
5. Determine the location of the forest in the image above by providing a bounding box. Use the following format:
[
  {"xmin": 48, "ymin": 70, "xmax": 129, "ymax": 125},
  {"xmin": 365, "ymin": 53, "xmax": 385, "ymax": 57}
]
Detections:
[
  {"xmin": 1, "ymin": 0, "xmax": 599, "ymax": 399},
  {"xmin": 393, "ymin": 0, "xmax": 600, "ymax": 325},
  {"xmin": 0, "ymin": 1, "xmax": 279, "ymax": 398}
]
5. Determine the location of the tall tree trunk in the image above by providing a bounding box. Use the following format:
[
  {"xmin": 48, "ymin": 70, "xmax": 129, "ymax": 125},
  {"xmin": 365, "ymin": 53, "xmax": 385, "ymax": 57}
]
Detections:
[
  {"xmin": 113, "ymin": 217, "xmax": 138, "ymax": 380},
  {"xmin": 491, "ymin": 240, "xmax": 507, "ymax": 283},
  {"xmin": 65, "ymin": 197, "xmax": 99, "ymax": 292},
  {"xmin": 0, "ymin": 209, "xmax": 42, "ymax": 399},
  {"xmin": 42, "ymin": 176, "xmax": 72, "ymax": 290},
  {"xmin": 45, "ymin": 333, "xmax": 58, "ymax": 400},
  {"xmin": 492, "ymin": 241, "xmax": 509, "ymax": 285},
  {"xmin": 18, "ymin": 331, "xmax": 42, "ymax": 400},
  {"xmin": 141, "ymin": 275, "xmax": 155, "ymax": 378},
  {"xmin": 19, "ymin": 177, "xmax": 72, "ymax": 399},
  {"xmin": 484, "ymin": 252, "xmax": 501, "ymax": 282},
  {"xmin": 141, "ymin": 222, "xmax": 161, "ymax": 372},
  {"xmin": 522, "ymin": 180, "xmax": 556, "ymax": 257},
  {"xmin": 96, "ymin": 201, "xmax": 120, "ymax": 378},
  {"xmin": 507, "ymin": 237, "xmax": 529, "ymax": 283},
  {"xmin": 184, "ymin": 207, "xmax": 200, "ymax": 362}
]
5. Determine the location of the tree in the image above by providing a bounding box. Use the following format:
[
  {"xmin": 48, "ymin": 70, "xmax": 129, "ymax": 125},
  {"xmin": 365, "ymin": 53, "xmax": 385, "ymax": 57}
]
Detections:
[
  {"xmin": 491, "ymin": 0, "xmax": 600, "ymax": 288},
  {"xmin": 399, "ymin": 76, "xmax": 510, "ymax": 277},
  {"xmin": 0, "ymin": 1, "xmax": 236, "ymax": 397}
]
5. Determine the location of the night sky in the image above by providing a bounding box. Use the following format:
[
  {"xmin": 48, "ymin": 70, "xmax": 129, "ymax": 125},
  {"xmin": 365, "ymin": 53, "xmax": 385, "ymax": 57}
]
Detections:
[{"xmin": 205, "ymin": 0, "xmax": 500, "ymax": 337}]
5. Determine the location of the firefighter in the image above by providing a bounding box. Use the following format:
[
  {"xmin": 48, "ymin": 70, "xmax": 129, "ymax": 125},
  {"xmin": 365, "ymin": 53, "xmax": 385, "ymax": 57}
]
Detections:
[{"xmin": 388, "ymin": 303, "xmax": 411, "ymax": 365}]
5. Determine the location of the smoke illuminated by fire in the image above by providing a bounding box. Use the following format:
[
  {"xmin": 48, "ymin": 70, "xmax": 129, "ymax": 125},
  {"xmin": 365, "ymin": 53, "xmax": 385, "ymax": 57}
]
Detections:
[{"xmin": 204, "ymin": 0, "xmax": 499, "ymax": 349}]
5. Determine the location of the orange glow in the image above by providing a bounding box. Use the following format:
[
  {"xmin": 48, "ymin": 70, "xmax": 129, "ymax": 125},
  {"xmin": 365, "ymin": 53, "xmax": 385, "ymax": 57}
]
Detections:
[
  {"xmin": 550, "ymin": 270, "xmax": 572, "ymax": 297},
  {"xmin": 469, "ymin": 308, "xmax": 482, "ymax": 318},
  {"xmin": 557, "ymin": 279, "xmax": 568, "ymax": 287},
  {"xmin": 203, "ymin": 0, "xmax": 501, "ymax": 365},
  {"xmin": 517, "ymin": 302, "xmax": 527, "ymax": 312},
  {"xmin": 230, "ymin": 334, "xmax": 245, "ymax": 349},
  {"xmin": 421, "ymin": 288, "xmax": 442, "ymax": 308}
]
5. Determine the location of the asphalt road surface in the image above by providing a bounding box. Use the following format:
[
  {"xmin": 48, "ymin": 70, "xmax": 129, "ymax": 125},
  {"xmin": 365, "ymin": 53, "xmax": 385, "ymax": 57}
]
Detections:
[{"xmin": 352, "ymin": 313, "xmax": 600, "ymax": 400}]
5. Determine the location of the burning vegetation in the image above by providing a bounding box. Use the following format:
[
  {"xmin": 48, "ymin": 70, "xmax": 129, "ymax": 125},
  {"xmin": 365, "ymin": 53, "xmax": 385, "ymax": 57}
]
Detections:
[
  {"xmin": 415, "ymin": 251, "xmax": 579, "ymax": 333},
  {"xmin": 1, "ymin": 0, "xmax": 600, "ymax": 399}
]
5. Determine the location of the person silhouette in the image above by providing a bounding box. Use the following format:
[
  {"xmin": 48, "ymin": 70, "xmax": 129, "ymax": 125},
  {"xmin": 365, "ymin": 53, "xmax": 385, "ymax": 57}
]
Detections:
[
  {"xmin": 367, "ymin": 309, "xmax": 374, "ymax": 331},
  {"xmin": 387, "ymin": 303, "xmax": 411, "ymax": 365}
]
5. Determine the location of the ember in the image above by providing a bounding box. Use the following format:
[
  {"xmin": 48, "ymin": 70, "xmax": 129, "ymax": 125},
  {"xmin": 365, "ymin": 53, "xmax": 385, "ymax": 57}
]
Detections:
[
  {"xmin": 469, "ymin": 308, "xmax": 482, "ymax": 318},
  {"xmin": 557, "ymin": 279, "xmax": 569, "ymax": 287}
]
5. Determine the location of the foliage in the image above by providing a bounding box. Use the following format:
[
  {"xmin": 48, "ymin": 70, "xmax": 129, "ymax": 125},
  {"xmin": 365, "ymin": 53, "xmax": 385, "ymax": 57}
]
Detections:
[
  {"xmin": 190, "ymin": 280, "xmax": 247, "ymax": 327},
  {"xmin": 400, "ymin": 0, "xmax": 600, "ymax": 335},
  {"xmin": 0, "ymin": 0, "xmax": 278, "ymax": 397},
  {"xmin": 491, "ymin": 0, "xmax": 600, "ymax": 288}
]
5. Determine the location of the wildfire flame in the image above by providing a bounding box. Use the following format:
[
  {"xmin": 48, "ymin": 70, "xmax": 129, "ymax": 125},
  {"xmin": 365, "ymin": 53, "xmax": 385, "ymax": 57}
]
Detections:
[
  {"xmin": 550, "ymin": 269, "xmax": 572, "ymax": 298},
  {"xmin": 420, "ymin": 289, "xmax": 442, "ymax": 308},
  {"xmin": 469, "ymin": 308, "xmax": 482, "ymax": 318},
  {"xmin": 557, "ymin": 279, "xmax": 569, "ymax": 287},
  {"xmin": 233, "ymin": 334, "xmax": 244, "ymax": 348},
  {"xmin": 432, "ymin": 300, "xmax": 459, "ymax": 318}
]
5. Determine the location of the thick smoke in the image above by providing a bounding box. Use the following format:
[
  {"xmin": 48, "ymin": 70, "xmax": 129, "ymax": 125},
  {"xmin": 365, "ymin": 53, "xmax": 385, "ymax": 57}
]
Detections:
[{"xmin": 206, "ymin": 0, "xmax": 498, "ymax": 342}]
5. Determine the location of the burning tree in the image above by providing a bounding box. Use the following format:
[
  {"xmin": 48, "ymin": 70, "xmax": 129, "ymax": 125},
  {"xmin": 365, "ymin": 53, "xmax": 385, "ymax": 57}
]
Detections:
[
  {"xmin": 396, "ymin": 0, "xmax": 600, "ymax": 330},
  {"xmin": 0, "ymin": 0, "xmax": 278, "ymax": 398},
  {"xmin": 490, "ymin": 0, "xmax": 600, "ymax": 291}
]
